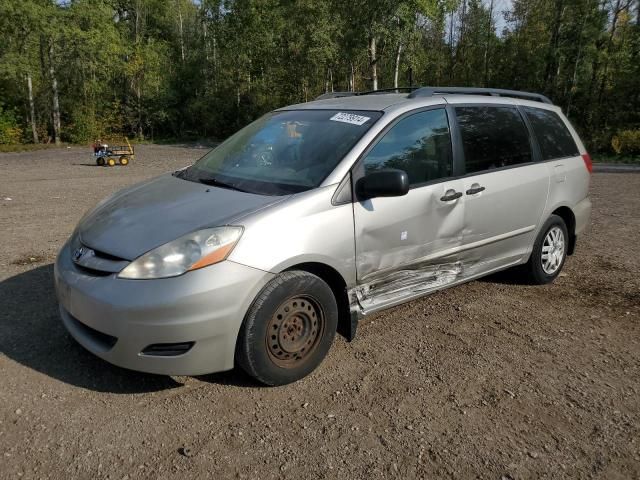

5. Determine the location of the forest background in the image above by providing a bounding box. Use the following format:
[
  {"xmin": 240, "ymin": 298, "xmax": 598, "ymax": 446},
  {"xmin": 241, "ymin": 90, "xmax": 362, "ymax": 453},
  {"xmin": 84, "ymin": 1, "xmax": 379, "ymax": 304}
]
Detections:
[{"xmin": 0, "ymin": 0, "xmax": 638, "ymax": 160}]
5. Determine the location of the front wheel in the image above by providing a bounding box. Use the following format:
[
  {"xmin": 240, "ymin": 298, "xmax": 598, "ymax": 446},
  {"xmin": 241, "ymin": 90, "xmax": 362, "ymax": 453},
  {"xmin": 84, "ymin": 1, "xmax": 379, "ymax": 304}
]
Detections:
[
  {"xmin": 236, "ymin": 271, "xmax": 338, "ymax": 386},
  {"xmin": 524, "ymin": 214, "xmax": 569, "ymax": 284}
]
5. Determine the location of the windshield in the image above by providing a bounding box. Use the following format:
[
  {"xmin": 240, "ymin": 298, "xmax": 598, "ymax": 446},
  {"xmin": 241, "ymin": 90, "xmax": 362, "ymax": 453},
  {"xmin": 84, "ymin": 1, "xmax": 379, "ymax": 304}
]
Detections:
[{"xmin": 178, "ymin": 109, "xmax": 382, "ymax": 196}]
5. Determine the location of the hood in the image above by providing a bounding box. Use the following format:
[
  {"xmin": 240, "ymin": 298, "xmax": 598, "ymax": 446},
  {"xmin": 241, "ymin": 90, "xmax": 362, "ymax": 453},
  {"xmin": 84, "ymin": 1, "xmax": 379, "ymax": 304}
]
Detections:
[{"xmin": 78, "ymin": 174, "xmax": 284, "ymax": 260}]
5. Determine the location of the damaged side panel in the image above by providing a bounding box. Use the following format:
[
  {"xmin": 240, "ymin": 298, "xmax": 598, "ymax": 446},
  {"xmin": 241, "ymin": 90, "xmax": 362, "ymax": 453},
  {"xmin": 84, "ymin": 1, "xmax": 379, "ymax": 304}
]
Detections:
[
  {"xmin": 354, "ymin": 186, "xmax": 465, "ymax": 279},
  {"xmin": 352, "ymin": 180, "xmax": 469, "ymax": 314},
  {"xmin": 349, "ymin": 255, "xmax": 512, "ymax": 314},
  {"xmin": 350, "ymin": 174, "xmax": 540, "ymax": 315},
  {"xmin": 351, "ymin": 260, "xmax": 464, "ymax": 313}
]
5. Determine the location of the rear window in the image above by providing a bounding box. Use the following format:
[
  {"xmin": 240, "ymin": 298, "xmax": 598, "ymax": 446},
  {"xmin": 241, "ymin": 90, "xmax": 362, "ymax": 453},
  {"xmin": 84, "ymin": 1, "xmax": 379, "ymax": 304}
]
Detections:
[
  {"xmin": 455, "ymin": 106, "xmax": 532, "ymax": 174},
  {"xmin": 524, "ymin": 107, "xmax": 579, "ymax": 160}
]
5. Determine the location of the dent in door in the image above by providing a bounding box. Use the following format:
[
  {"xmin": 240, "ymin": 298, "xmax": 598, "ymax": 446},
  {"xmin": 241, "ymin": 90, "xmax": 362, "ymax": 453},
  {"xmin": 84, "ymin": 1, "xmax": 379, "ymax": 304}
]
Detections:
[
  {"xmin": 553, "ymin": 164, "xmax": 566, "ymax": 183},
  {"xmin": 355, "ymin": 195, "xmax": 464, "ymax": 278},
  {"xmin": 353, "ymin": 187, "xmax": 466, "ymax": 314}
]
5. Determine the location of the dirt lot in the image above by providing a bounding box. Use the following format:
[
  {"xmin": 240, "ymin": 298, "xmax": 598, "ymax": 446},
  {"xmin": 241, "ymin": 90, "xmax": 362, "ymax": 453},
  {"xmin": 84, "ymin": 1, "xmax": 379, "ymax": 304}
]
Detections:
[{"xmin": 1, "ymin": 145, "xmax": 638, "ymax": 480}]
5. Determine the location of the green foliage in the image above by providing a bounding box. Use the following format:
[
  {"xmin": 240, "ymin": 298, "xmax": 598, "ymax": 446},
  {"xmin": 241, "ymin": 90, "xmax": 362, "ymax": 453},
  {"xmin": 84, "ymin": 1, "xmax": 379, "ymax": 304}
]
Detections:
[
  {"xmin": 65, "ymin": 107, "xmax": 100, "ymax": 144},
  {"xmin": 0, "ymin": 106, "xmax": 22, "ymax": 145},
  {"xmin": 612, "ymin": 130, "xmax": 640, "ymax": 156},
  {"xmin": 0, "ymin": 0, "xmax": 637, "ymax": 152}
]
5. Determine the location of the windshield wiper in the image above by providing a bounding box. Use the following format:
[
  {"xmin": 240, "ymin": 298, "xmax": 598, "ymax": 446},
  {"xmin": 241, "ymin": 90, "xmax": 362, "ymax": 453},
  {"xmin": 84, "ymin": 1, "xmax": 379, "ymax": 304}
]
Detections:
[{"xmin": 198, "ymin": 176, "xmax": 249, "ymax": 193}]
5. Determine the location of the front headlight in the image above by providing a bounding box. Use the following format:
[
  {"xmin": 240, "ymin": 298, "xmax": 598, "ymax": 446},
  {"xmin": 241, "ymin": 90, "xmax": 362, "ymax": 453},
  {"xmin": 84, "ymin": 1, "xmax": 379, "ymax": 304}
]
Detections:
[{"xmin": 118, "ymin": 226, "xmax": 243, "ymax": 279}]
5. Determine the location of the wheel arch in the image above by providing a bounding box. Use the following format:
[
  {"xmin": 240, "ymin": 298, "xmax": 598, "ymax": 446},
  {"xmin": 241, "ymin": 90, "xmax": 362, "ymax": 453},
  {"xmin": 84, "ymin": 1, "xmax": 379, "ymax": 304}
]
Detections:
[
  {"xmin": 551, "ymin": 205, "xmax": 576, "ymax": 255},
  {"xmin": 282, "ymin": 262, "xmax": 357, "ymax": 342}
]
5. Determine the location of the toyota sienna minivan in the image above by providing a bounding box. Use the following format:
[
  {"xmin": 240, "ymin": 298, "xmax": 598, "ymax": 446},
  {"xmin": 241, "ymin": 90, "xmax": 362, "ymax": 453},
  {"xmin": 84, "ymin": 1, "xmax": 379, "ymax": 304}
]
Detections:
[{"xmin": 55, "ymin": 87, "xmax": 592, "ymax": 385}]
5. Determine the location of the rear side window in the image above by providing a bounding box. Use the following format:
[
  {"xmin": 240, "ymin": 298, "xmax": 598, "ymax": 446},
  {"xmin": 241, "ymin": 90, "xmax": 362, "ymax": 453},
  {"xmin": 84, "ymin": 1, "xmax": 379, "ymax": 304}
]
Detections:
[
  {"xmin": 455, "ymin": 106, "xmax": 532, "ymax": 173},
  {"xmin": 363, "ymin": 109, "xmax": 452, "ymax": 186},
  {"xmin": 524, "ymin": 107, "xmax": 579, "ymax": 160}
]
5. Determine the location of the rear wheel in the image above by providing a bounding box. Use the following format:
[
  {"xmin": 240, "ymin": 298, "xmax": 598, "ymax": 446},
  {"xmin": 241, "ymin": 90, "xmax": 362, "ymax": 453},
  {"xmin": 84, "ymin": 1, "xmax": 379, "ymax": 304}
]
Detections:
[
  {"xmin": 524, "ymin": 214, "xmax": 568, "ymax": 284},
  {"xmin": 236, "ymin": 271, "xmax": 338, "ymax": 386},
  {"xmin": 119, "ymin": 155, "xmax": 129, "ymax": 166}
]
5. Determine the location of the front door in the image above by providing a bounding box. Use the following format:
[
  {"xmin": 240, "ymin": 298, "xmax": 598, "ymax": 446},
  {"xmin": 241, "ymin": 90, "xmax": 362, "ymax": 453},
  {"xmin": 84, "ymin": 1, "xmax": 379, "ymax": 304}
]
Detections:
[{"xmin": 352, "ymin": 108, "xmax": 466, "ymax": 313}]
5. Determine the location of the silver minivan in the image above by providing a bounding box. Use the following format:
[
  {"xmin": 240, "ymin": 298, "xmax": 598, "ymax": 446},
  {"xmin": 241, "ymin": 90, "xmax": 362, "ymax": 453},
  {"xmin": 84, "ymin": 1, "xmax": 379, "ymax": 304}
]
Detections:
[{"xmin": 55, "ymin": 87, "xmax": 592, "ymax": 385}]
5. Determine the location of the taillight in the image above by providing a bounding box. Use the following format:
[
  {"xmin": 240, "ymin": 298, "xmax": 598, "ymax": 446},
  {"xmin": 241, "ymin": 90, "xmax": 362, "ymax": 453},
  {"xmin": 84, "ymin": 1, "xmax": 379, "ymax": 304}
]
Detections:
[{"xmin": 582, "ymin": 153, "xmax": 593, "ymax": 174}]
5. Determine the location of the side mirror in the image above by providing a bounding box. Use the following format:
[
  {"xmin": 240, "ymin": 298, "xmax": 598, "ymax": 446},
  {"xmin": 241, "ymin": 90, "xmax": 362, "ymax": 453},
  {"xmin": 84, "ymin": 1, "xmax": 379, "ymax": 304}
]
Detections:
[{"xmin": 356, "ymin": 169, "xmax": 410, "ymax": 200}]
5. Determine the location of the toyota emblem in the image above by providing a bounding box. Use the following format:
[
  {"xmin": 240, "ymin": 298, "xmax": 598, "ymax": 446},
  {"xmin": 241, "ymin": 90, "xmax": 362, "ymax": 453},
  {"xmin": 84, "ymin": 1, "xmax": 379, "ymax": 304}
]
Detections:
[{"xmin": 73, "ymin": 247, "xmax": 85, "ymax": 261}]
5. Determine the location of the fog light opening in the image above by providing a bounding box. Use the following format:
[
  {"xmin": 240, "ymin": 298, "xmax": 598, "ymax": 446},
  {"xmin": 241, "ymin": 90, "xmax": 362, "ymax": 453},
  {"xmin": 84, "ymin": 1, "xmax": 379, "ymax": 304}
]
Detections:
[{"xmin": 141, "ymin": 342, "xmax": 195, "ymax": 357}]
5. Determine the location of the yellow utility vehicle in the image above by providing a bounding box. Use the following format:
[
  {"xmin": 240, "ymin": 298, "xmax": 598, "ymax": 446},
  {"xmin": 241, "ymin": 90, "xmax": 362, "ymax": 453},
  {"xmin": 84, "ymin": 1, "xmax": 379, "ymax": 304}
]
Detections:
[{"xmin": 93, "ymin": 138, "xmax": 134, "ymax": 167}]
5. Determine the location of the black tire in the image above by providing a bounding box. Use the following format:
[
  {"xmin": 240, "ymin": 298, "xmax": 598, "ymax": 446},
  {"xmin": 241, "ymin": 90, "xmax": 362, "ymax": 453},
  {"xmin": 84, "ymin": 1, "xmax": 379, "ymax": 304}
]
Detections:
[
  {"xmin": 96, "ymin": 156, "xmax": 105, "ymax": 166},
  {"xmin": 236, "ymin": 271, "xmax": 338, "ymax": 386},
  {"xmin": 119, "ymin": 155, "xmax": 129, "ymax": 166},
  {"xmin": 524, "ymin": 214, "xmax": 569, "ymax": 285},
  {"xmin": 107, "ymin": 157, "xmax": 116, "ymax": 167}
]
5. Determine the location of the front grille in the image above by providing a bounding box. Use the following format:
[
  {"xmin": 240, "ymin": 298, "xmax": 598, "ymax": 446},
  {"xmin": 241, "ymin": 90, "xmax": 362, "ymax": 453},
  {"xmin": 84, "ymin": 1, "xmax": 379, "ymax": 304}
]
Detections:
[
  {"xmin": 141, "ymin": 342, "xmax": 195, "ymax": 357},
  {"xmin": 71, "ymin": 242, "xmax": 130, "ymax": 275},
  {"xmin": 73, "ymin": 263, "xmax": 113, "ymax": 277},
  {"xmin": 67, "ymin": 311, "xmax": 118, "ymax": 351},
  {"xmin": 92, "ymin": 248, "xmax": 127, "ymax": 262}
]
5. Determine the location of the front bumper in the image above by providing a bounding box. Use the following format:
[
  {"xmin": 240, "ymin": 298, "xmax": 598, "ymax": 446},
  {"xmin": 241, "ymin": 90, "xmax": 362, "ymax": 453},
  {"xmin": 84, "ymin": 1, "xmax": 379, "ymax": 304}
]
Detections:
[{"xmin": 54, "ymin": 241, "xmax": 274, "ymax": 375}]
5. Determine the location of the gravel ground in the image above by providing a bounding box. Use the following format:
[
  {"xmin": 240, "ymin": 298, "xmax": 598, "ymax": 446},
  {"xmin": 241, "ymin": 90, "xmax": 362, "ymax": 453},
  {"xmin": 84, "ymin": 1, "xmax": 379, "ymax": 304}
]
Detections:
[{"xmin": 0, "ymin": 145, "xmax": 639, "ymax": 480}]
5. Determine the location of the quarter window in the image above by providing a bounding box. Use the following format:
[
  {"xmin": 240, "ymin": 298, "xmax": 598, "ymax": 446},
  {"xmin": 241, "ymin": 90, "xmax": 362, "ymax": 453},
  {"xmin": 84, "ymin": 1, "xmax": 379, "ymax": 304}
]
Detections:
[
  {"xmin": 455, "ymin": 106, "xmax": 532, "ymax": 173},
  {"xmin": 362, "ymin": 109, "xmax": 453, "ymax": 186},
  {"xmin": 524, "ymin": 107, "xmax": 579, "ymax": 160}
]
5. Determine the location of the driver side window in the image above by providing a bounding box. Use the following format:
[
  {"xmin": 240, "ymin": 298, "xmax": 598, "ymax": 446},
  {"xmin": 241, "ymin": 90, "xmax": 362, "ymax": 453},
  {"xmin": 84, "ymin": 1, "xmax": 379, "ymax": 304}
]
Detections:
[{"xmin": 363, "ymin": 109, "xmax": 453, "ymax": 186}]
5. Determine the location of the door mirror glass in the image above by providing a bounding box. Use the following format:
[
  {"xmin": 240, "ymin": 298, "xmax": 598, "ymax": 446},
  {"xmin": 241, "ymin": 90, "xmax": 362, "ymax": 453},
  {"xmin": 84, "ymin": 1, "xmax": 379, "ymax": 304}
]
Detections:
[{"xmin": 356, "ymin": 169, "xmax": 410, "ymax": 199}]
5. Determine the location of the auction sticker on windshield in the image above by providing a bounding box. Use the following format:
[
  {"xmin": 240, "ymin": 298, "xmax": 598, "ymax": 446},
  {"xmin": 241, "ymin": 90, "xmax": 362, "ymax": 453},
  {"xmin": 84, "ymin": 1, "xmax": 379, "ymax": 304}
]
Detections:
[{"xmin": 330, "ymin": 112, "xmax": 371, "ymax": 126}]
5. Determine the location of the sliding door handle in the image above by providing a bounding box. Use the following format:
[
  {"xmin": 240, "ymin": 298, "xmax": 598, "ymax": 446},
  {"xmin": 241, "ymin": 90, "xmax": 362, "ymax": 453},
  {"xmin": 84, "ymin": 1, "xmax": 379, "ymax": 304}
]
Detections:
[
  {"xmin": 440, "ymin": 190, "xmax": 463, "ymax": 202},
  {"xmin": 466, "ymin": 185, "xmax": 486, "ymax": 195}
]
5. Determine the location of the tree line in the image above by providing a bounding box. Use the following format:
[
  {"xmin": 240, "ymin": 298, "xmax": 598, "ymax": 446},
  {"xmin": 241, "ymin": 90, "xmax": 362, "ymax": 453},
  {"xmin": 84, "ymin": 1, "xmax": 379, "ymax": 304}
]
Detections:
[{"xmin": 0, "ymin": 0, "xmax": 639, "ymax": 155}]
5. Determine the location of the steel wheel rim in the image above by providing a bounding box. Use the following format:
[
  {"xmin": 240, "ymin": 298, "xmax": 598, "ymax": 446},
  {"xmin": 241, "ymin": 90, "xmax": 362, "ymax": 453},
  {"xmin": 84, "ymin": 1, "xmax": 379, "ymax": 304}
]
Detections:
[
  {"xmin": 266, "ymin": 295, "xmax": 324, "ymax": 368},
  {"xmin": 541, "ymin": 226, "xmax": 565, "ymax": 275}
]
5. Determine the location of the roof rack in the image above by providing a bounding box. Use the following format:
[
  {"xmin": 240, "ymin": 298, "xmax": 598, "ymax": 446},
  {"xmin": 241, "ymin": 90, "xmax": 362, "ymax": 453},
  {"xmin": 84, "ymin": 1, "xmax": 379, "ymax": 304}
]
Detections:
[
  {"xmin": 314, "ymin": 87, "xmax": 418, "ymax": 101},
  {"xmin": 315, "ymin": 91, "xmax": 356, "ymax": 100},
  {"xmin": 314, "ymin": 86, "xmax": 552, "ymax": 104},
  {"xmin": 407, "ymin": 87, "xmax": 553, "ymax": 104}
]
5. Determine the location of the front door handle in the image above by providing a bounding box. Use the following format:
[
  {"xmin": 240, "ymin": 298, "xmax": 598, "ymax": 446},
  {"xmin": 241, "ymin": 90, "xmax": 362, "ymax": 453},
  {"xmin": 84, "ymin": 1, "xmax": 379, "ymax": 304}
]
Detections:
[
  {"xmin": 466, "ymin": 185, "xmax": 486, "ymax": 195},
  {"xmin": 440, "ymin": 190, "xmax": 463, "ymax": 202}
]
